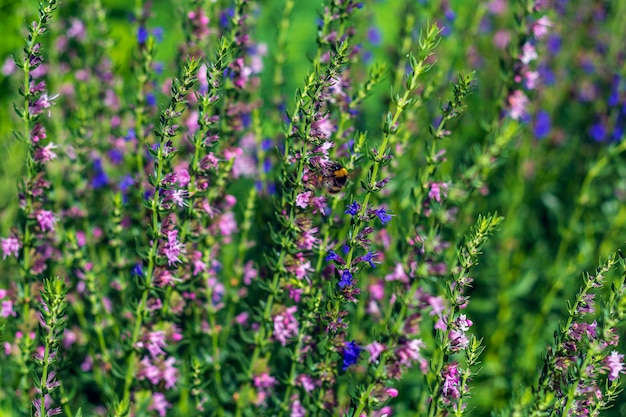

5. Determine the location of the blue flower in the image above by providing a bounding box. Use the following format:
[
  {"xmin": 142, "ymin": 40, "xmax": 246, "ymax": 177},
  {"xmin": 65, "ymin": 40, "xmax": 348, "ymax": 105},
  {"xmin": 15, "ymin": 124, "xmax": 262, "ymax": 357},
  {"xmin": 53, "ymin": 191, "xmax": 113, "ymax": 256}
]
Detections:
[
  {"xmin": 91, "ymin": 159, "xmax": 108, "ymax": 189},
  {"xmin": 326, "ymin": 250, "xmax": 340, "ymax": 262},
  {"xmin": 590, "ymin": 122, "xmax": 606, "ymax": 142},
  {"xmin": 338, "ymin": 270, "xmax": 353, "ymax": 288},
  {"xmin": 367, "ymin": 27, "xmax": 381, "ymax": 45},
  {"xmin": 131, "ymin": 263, "xmax": 144, "ymax": 277},
  {"xmin": 120, "ymin": 175, "xmax": 134, "ymax": 192},
  {"xmin": 220, "ymin": 8, "xmax": 235, "ymax": 29},
  {"xmin": 152, "ymin": 27, "xmax": 164, "ymax": 43},
  {"xmin": 534, "ymin": 110, "xmax": 551, "ymax": 139},
  {"xmin": 146, "ymin": 92, "xmax": 157, "ymax": 107},
  {"xmin": 345, "ymin": 201, "xmax": 360, "ymax": 217},
  {"xmin": 124, "ymin": 128, "xmax": 136, "ymax": 142},
  {"xmin": 342, "ymin": 341, "xmax": 362, "ymax": 371},
  {"xmin": 374, "ymin": 208, "xmax": 393, "ymax": 225},
  {"xmin": 137, "ymin": 26, "xmax": 149, "ymax": 44},
  {"xmin": 362, "ymin": 251, "xmax": 377, "ymax": 269}
]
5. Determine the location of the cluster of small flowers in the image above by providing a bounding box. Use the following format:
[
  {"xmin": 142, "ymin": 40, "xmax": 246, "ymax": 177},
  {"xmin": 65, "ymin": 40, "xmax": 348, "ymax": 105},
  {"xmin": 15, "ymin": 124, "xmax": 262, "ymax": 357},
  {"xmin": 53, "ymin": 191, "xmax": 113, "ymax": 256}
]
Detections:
[
  {"xmin": 0, "ymin": 3, "xmax": 62, "ymax": 275},
  {"xmin": 504, "ymin": 2, "xmax": 553, "ymax": 121},
  {"xmin": 540, "ymin": 270, "xmax": 626, "ymax": 414}
]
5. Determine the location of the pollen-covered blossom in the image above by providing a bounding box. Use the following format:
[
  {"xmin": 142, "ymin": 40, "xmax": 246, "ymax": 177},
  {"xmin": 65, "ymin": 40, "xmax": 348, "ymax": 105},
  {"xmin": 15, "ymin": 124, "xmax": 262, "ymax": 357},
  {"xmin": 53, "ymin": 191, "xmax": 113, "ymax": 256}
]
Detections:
[
  {"xmin": 605, "ymin": 351, "xmax": 625, "ymax": 381},
  {"xmin": 1, "ymin": 236, "xmax": 20, "ymax": 259},
  {"xmin": 273, "ymin": 306, "xmax": 299, "ymax": 346}
]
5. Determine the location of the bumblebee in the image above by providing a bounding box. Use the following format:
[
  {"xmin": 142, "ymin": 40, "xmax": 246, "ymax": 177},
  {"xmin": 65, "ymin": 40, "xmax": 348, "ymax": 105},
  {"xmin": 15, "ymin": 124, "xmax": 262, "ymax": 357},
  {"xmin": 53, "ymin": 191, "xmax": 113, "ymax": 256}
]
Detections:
[{"xmin": 319, "ymin": 161, "xmax": 349, "ymax": 194}]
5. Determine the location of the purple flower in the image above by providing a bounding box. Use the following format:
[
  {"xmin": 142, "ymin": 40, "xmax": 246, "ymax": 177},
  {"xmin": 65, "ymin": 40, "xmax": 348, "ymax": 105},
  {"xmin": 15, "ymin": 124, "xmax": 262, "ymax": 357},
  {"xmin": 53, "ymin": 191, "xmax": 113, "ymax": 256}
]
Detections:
[
  {"xmin": 338, "ymin": 270, "xmax": 353, "ymax": 288},
  {"xmin": 374, "ymin": 207, "xmax": 393, "ymax": 225},
  {"xmin": 605, "ymin": 351, "xmax": 625, "ymax": 381},
  {"xmin": 342, "ymin": 340, "xmax": 362, "ymax": 370}
]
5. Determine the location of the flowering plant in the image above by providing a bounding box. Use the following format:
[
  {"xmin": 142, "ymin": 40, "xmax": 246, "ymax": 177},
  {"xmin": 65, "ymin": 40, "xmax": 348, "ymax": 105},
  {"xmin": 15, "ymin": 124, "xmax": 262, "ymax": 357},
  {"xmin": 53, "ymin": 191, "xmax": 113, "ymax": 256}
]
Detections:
[{"xmin": 1, "ymin": 0, "xmax": 626, "ymax": 416}]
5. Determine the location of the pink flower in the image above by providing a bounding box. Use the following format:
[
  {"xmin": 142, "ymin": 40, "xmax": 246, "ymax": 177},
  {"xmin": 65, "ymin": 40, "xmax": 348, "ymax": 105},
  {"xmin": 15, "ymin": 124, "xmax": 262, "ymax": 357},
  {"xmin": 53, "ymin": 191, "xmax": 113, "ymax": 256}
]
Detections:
[
  {"xmin": 441, "ymin": 362, "xmax": 461, "ymax": 399},
  {"xmin": 36, "ymin": 210, "xmax": 57, "ymax": 232},
  {"xmin": 163, "ymin": 229, "xmax": 185, "ymax": 266},
  {"xmin": 138, "ymin": 356, "xmax": 179, "ymax": 389},
  {"xmin": 1, "ymin": 236, "xmax": 20, "ymax": 259},
  {"xmin": 385, "ymin": 387, "xmax": 399, "ymax": 397},
  {"xmin": 605, "ymin": 351, "xmax": 625, "ymax": 381},
  {"xmin": 1, "ymin": 299, "xmax": 15, "ymax": 318},
  {"xmin": 519, "ymin": 42, "xmax": 538, "ymax": 65},
  {"xmin": 532, "ymin": 16, "xmax": 552, "ymax": 39},
  {"xmin": 295, "ymin": 192, "xmax": 311, "ymax": 209},
  {"xmin": 149, "ymin": 392, "xmax": 171, "ymax": 417},
  {"xmin": 145, "ymin": 331, "xmax": 168, "ymax": 358},
  {"xmin": 524, "ymin": 70, "xmax": 539, "ymax": 90},
  {"xmin": 366, "ymin": 341, "xmax": 386, "ymax": 363},
  {"xmin": 217, "ymin": 212, "xmax": 238, "ymax": 236},
  {"xmin": 290, "ymin": 396, "xmax": 306, "ymax": 417},
  {"xmin": 428, "ymin": 182, "xmax": 449, "ymax": 203},
  {"xmin": 273, "ymin": 306, "xmax": 299, "ymax": 346},
  {"xmin": 508, "ymin": 90, "xmax": 529, "ymax": 120}
]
